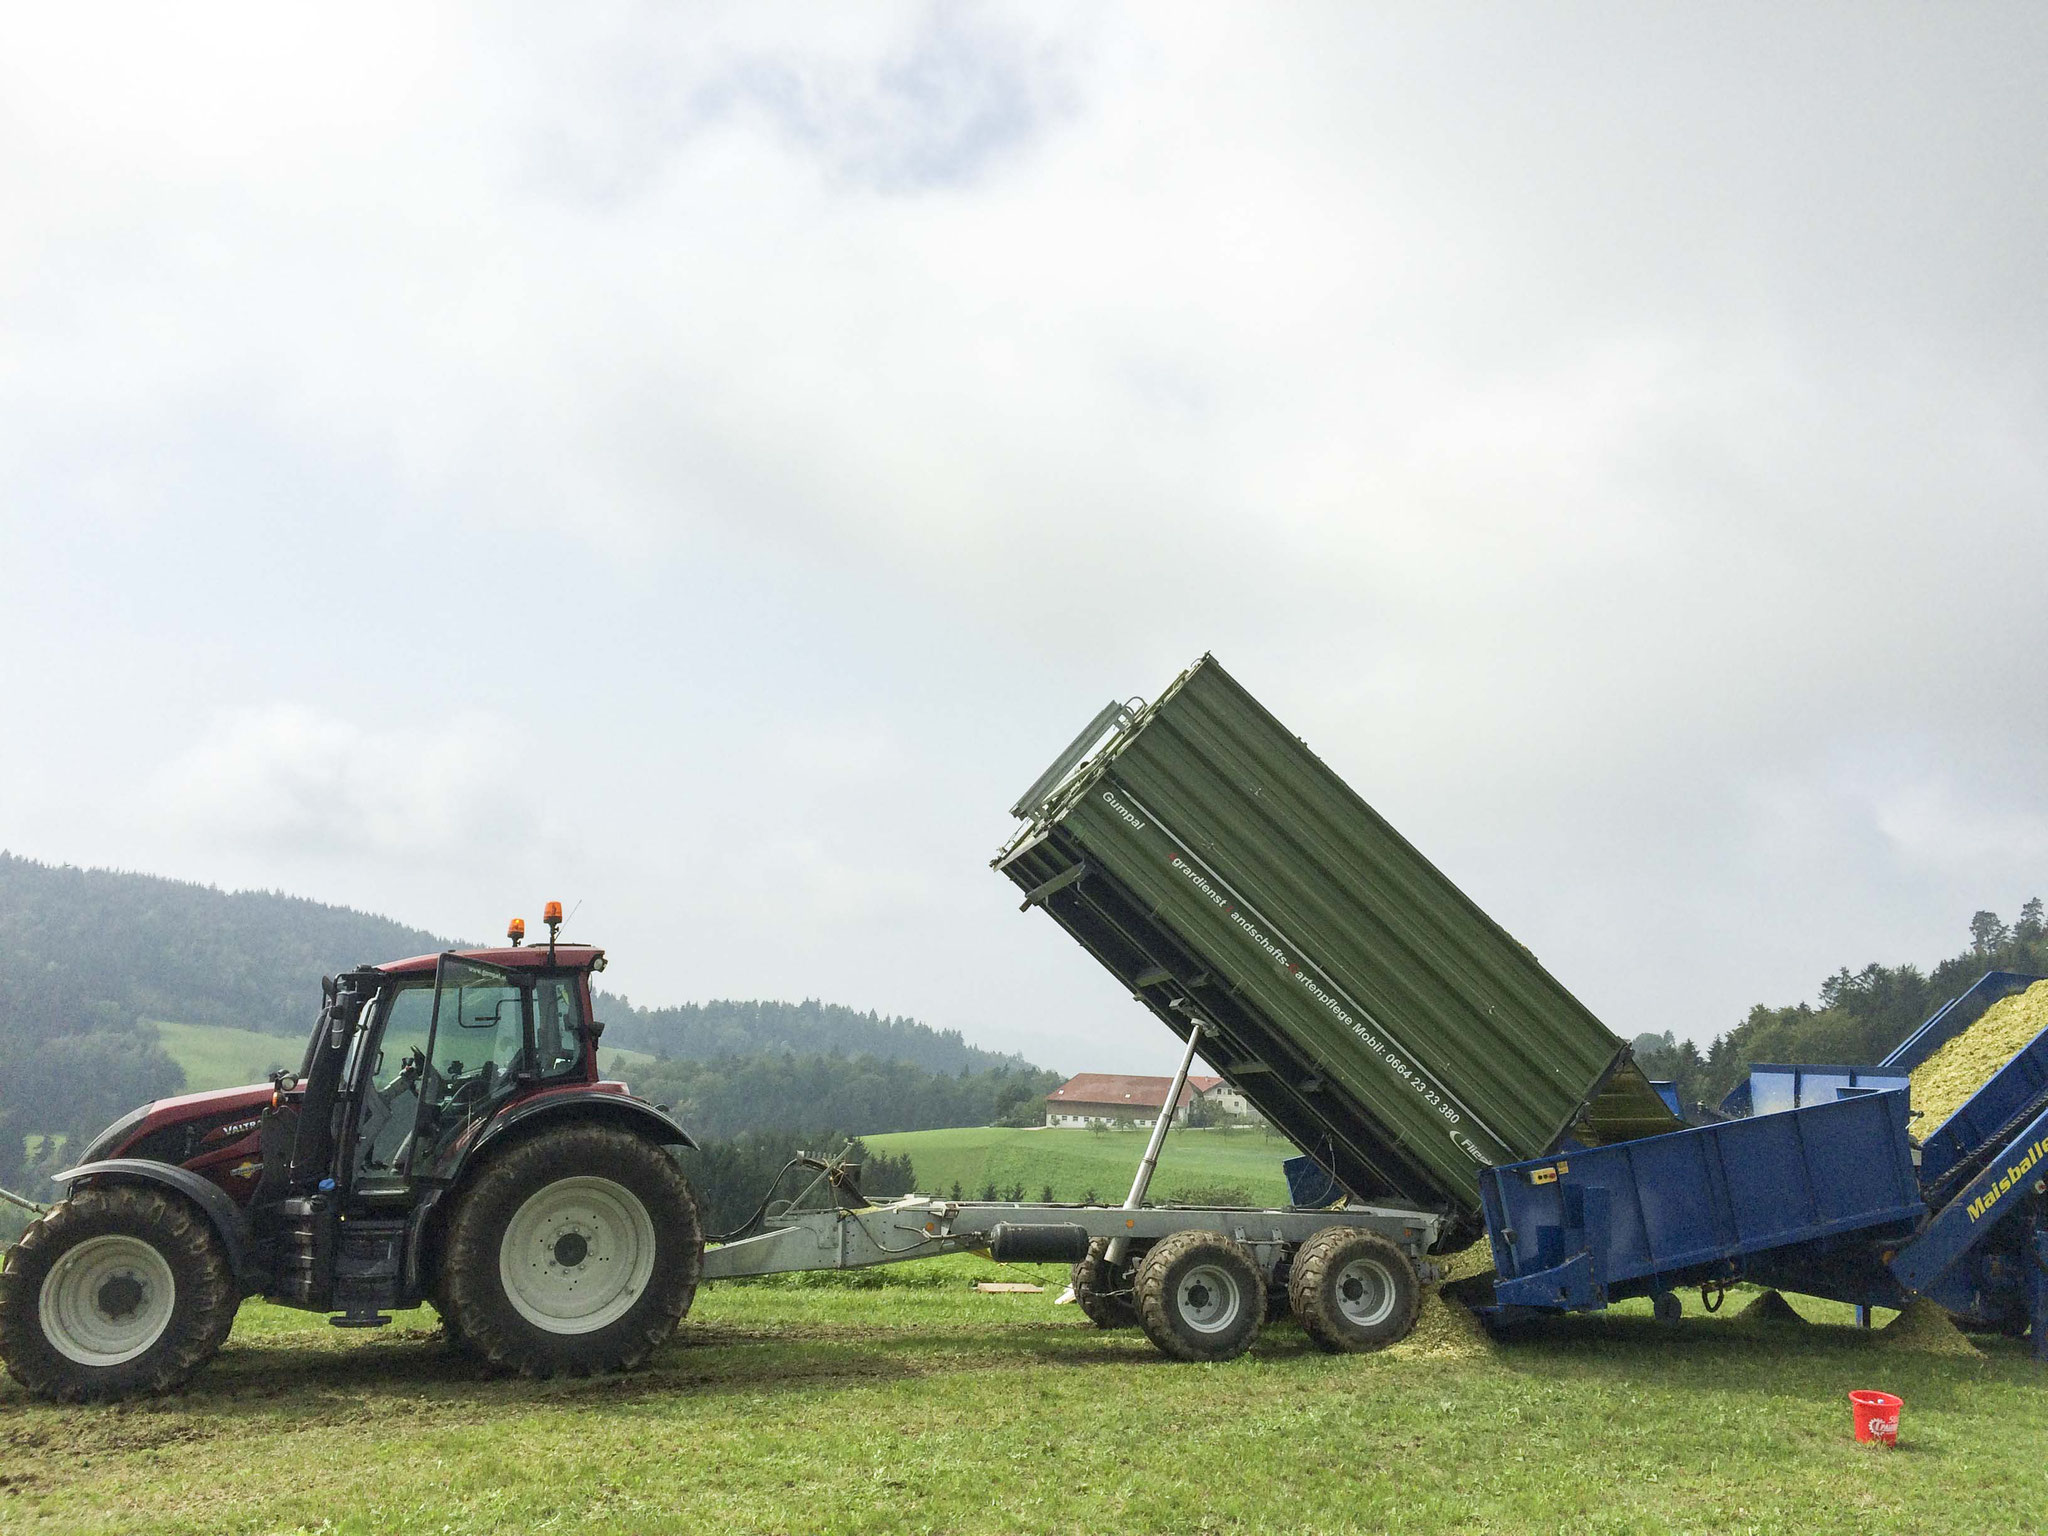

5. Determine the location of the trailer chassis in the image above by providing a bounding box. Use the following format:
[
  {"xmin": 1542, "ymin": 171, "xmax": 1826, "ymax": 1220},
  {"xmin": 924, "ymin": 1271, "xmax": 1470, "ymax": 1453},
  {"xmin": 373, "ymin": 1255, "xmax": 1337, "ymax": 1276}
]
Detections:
[
  {"xmin": 700, "ymin": 1022, "xmax": 1450, "ymax": 1361},
  {"xmin": 702, "ymin": 1190, "xmax": 1446, "ymax": 1282}
]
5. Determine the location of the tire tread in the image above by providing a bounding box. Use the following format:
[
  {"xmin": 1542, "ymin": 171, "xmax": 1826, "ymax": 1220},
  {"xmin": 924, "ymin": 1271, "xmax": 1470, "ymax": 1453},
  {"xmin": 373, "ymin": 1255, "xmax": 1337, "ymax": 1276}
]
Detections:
[
  {"xmin": 440, "ymin": 1125, "xmax": 701, "ymax": 1379},
  {"xmin": 1133, "ymin": 1229, "xmax": 1266, "ymax": 1362},
  {"xmin": 1287, "ymin": 1227, "xmax": 1419, "ymax": 1354},
  {"xmin": 0, "ymin": 1185, "xmax": 237, "ymax": 1402}
]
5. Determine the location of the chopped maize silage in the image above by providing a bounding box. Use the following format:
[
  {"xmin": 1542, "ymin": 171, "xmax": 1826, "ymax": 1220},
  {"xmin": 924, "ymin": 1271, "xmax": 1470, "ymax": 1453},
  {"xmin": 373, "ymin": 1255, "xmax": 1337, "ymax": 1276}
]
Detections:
[
  {"xmin": 1735, "ymin": 1289, "xmax": 1807, "ymax": 1325},
  {"xmin": 1879, "ymin": 1297, "xmax": 1980, "ymax": 1357},
  {"xmin": 1393, "ymin": 1289, "xmax": 1498, "ymax": 1360},
  {"xmin": 1437, "ymin": 1240, "xmax": 1497, "ymax": 1283},
  {"xmin": 1910, "ymin": 979, "xmax": 2048, "ymax": 1130},
  {"xmin": 1394, "ymin": 1241, "xmax": 1500, "ymax": 1360}
]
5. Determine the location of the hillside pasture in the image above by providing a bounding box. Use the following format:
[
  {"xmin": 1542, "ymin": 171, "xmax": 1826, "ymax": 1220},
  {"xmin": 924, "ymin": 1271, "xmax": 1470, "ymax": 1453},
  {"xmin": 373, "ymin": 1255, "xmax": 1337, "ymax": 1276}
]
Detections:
[
  {"xmin": 0, "ymin": 1258, "xmax": 2039, "ymax": 1534},
  {"xmin": 858, "ymin": 1125, "xmax": 1295, "ymax": 1205}
]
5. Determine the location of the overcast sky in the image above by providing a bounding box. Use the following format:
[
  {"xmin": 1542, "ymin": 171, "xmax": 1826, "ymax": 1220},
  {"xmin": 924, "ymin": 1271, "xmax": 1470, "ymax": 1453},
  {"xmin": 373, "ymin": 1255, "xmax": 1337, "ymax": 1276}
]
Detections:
[{"xmin": 3, "ymin": 5, "xmax": 2044, "ymax": 1074}]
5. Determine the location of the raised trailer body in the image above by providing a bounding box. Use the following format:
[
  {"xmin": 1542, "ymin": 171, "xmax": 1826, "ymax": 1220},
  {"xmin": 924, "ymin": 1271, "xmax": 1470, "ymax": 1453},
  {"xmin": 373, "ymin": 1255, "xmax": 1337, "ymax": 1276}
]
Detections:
[{"xmin": 995, "ymin": 655, "xmax": 1677, "ymax": 1226}]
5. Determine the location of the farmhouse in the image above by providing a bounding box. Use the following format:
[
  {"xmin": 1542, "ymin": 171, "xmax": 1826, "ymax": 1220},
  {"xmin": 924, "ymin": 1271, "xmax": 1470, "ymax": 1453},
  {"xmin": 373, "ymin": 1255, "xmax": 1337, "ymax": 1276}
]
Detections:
[{"xmin": 1045, "ymin": 1072, "xmax": 1237, "ymax": 1127}]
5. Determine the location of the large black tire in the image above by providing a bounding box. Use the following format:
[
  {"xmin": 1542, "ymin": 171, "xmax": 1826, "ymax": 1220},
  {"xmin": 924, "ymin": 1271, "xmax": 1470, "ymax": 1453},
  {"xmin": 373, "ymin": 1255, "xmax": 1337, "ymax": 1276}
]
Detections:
[
  {"xmin": 1287, "ymin": 1228, "xmax": 1419, "ymax": 1354},
  {"xmin": 432, "ymin": 1272, "xmax": 477, "ymax": 1359},
  {"xmin": 1134, "ymin": 1230, "xmax": 1266, "ymax": 1362},
  {"xmin": 0, "ymin": 1185, "xmax": 238, "ymax": 1402},
  {"xmin": 440, "ymin": 1126, "xmax": 702, "ymax": 1379},
  {"xmin": 1071, "ymin": 1239, "xmax": 1138, "ymax": 1330}
]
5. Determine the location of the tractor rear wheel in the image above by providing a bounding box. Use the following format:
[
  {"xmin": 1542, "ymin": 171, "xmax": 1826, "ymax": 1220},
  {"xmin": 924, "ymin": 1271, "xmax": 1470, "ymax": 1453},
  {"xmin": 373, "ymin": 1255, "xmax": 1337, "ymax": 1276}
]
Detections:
[
  {"xmin": 1071, "ymin": 1239, "xmax": 1137, "ymax": 1329},
  {"xmin": 1287, "ymin": 1228, "xmax": 1419, "ymax": 1353},
  {"xmin": 0, "ymin": 1185, "xmax": 238, "ymax": 1402},
  {"xmin": 1133, "ymin": 1230, "xmax": 1266, "ymax": 1362},
  {"xmin": 440, "ymin": 1125, "xmax": 702, "ymax": 1379}
]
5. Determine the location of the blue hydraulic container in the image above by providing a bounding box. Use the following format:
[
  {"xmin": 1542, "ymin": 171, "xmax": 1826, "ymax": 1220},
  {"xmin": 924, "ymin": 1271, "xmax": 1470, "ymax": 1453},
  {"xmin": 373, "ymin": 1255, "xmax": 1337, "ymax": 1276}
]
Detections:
[
  {"xmin": 1282, "ymin": 1154, "xmax": 1346, "ymax": 1208},
  {"xmin": 1482, "ymin": 1089, "xmax": 1924, "ymax": 1311},
  {"xmin": 1738, "ymin": 1064, "xmax": 1910, "ymax": 1117}
]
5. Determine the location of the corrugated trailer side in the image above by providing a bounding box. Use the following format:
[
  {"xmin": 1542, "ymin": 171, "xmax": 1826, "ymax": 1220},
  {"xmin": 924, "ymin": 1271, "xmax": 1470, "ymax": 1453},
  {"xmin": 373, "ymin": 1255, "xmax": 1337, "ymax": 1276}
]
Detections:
[{"xmin": 997, "ymin": 654, "xmax": 1675, "ymax": 1224}]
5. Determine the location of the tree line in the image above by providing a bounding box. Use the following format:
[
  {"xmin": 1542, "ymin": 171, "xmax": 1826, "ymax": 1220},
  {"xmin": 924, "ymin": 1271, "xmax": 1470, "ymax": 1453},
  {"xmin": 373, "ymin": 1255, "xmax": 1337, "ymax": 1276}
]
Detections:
[
  {"xmin": 597, "ymin": 995, "xmax": 1036, "ymax": 1077},
  {"xmin": 1633, "ymin": 898, "xmax": 2047, "ymax": 1112},
  {"xmin": 623, "ymin": 1052, "xmax": 1062, "ymax": 1142}
]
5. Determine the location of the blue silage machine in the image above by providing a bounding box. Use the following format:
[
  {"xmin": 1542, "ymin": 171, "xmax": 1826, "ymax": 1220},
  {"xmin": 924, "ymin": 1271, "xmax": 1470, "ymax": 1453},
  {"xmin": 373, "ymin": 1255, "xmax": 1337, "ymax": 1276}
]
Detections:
[{"xmin": 1476, "ymin": 972, "xmax": 2048, "ymax": 1358}]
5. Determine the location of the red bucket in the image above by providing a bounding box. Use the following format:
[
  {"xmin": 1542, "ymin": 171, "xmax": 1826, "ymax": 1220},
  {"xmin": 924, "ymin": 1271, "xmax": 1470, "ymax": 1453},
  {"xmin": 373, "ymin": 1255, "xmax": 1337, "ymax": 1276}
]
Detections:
[{"xmin": 1849, "ymin": 1390, "xmax": 1902, "ymax": 1446}]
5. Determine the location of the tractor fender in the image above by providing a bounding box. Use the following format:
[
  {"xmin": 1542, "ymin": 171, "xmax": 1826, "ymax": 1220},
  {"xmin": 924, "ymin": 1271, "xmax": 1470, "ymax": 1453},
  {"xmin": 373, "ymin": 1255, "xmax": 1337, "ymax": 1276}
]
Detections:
[
  {"xmin": 407, "ymin": 1092, "xmax": 697, "ymax": 1294},
  {"xmin": 468, "ymin": 1090, "xmax": 697, "ymax": 1165},
  {"xmin": 51, "ymin": 1158, "xmax": 262, "ymax": 1292}
]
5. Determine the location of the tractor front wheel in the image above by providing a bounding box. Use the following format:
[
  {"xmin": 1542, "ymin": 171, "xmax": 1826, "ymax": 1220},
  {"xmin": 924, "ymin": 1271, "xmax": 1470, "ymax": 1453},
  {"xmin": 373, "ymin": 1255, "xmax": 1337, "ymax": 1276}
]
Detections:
[
  {"xmin": 440, "ymin": 1125, "xmax": 703, "ymax": 1379},
  {"xmin": 0, "ymin": 1185, "xmax": 238, "ymax": 1402}
]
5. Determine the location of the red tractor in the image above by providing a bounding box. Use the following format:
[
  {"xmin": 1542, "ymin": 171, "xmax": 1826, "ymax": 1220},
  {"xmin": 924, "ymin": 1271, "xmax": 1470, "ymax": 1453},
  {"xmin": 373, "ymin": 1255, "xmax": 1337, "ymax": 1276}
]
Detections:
[{"xmin": 0, "ymin": 912, "xmax": 705, "ymax": 1401}]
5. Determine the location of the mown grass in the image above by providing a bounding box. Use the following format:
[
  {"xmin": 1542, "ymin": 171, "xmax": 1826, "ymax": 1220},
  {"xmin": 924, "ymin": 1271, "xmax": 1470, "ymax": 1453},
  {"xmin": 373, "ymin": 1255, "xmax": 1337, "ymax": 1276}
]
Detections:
[
  {"xmin": 858, "ymin": 1126, "xmax": 1295, "ymax": 1205},
  {"xmin": 2, "ymin": 1257, "xmax": 2039, "ymax": 1535}
]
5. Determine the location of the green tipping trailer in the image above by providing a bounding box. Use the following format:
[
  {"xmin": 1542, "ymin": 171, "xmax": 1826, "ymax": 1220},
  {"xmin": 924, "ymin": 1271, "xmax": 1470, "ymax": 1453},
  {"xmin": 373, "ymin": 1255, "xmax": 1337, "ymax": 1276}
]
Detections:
[{"xmin": 996, "ymin": 654, "xmax": 1677, "ymax": 1237}]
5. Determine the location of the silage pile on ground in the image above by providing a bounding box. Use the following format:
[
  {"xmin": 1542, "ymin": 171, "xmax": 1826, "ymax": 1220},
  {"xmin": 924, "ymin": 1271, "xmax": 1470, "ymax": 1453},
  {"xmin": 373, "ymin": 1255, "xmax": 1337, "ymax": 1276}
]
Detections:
[
  {"xmin": 1393, "ymin": 1289, "xmax": 1499, "ymax": 1360},
  {"xmin": 1879, "ymin": 1297, "xmax": 1981, "ymax": 1356},
  {"xmin": 1735, "ymin": 1289, "xmax": 1808, "ymax": 1325},
  {"xmin": 1911, "ymin": 979, "xmax": 2048, "ymax": 1129},
  {"xmin": 1392, "ymin": 1240, "xmax": 1499, "ymax": 1361}
]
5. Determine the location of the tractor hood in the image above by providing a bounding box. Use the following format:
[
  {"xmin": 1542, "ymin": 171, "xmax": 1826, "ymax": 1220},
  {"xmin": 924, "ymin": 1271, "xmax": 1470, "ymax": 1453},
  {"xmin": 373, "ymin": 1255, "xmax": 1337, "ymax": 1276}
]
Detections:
[{"xmin": 79, "ymin": 1083, "xmax": 275, "ymax": 1164}]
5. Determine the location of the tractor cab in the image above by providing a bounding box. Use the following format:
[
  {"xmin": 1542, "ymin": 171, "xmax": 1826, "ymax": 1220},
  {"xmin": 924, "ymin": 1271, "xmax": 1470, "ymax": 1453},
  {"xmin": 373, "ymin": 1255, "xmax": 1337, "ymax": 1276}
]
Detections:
[{"xmin": 269, "ymin": 941, "xmax": 607, "ymax": 1215}]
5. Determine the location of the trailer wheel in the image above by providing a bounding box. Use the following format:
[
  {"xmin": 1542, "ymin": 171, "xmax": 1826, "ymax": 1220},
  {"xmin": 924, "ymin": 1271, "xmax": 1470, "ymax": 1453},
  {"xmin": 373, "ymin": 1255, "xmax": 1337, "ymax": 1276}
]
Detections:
[
  {"xmin": 1288, "ymin": 1228, "xmax": 1419, "ymax": 1354},
  {"xmin": 1071, "ymin": 1239, "xmax": 1137, "ymax": 1330},
  {"xmin": 1133, "ymin": 1230, "xmax": 1266, "ymax": 1362},
  {"xmin": 1651, "ymin": 1291, "xmax": 1683, "ymax": 1325},
  {"xmin": 0, "ymin": 1185, "xmax": 238, "ymax": 1402},
  {"xmin": 441, "ymin": 1125, "xmax": 702, "ymax": 1379}
]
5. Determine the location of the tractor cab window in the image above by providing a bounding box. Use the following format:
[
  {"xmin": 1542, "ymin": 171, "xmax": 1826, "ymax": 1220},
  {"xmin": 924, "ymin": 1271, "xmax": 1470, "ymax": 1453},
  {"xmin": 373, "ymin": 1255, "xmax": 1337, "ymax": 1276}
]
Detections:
[
  {"xmin": 532, "ymin": 976, "xmax": 587, "ymax": 1079},
  {"xmin": 409, "ymin": 957, "xmax": 530, "ymax": 1178},
  {"xmin": 354, "ymin": 985, "xmax": 435, "ymax": 1179}
]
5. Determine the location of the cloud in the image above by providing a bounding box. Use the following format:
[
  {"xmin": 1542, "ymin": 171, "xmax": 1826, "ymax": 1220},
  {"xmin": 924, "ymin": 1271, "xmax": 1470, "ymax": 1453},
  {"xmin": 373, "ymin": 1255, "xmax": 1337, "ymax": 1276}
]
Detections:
[
  {"xmin": 1, "ymin": 6, "xmax": 2044, "ymax": 1061},
  {"xmin": 148, "ymin": 705, "xmax": 545, "ymax": 861}
]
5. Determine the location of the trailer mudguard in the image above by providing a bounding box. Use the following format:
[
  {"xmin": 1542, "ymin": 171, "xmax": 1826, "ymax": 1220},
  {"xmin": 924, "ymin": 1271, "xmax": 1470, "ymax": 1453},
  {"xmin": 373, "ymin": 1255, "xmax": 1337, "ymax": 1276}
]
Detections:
[{"xmin": 51, "ymin": 1158, "xmax": 262, "ymax": 1290}]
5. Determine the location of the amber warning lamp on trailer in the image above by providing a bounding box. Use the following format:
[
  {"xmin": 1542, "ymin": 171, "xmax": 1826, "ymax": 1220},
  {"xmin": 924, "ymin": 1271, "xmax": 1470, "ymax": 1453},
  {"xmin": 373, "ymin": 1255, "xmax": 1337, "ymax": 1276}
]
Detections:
[{"xmin": 507, "ymin": 917, "xmax": 526, "ymax": 946}]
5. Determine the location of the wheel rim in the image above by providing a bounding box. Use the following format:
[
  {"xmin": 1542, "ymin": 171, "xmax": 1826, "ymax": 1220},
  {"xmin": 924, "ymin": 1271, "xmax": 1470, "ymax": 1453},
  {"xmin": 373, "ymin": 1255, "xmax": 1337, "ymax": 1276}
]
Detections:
[
  {"xmin": 499, "ymin": 1176, "xmax": 658, "ymax": 1336},
  {"xmin": 38, "ymin": 1235, "xmax": 177, "ymax": 1367},
  {"xmin": 1333, "ymin": 1257, "xmax": 1398, "ymax": 1328},
  {"xmin": 1176, "ymin": 1262, "xmax": 1244, "ymax": 1334}
]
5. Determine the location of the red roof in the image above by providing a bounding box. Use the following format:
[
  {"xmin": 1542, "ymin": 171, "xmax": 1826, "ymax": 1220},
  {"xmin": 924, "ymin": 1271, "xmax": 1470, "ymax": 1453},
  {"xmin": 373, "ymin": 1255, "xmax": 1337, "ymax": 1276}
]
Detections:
[{"xmin": 1046, "ymin": 1072, "xmax": 1208, "ymax": 1110}]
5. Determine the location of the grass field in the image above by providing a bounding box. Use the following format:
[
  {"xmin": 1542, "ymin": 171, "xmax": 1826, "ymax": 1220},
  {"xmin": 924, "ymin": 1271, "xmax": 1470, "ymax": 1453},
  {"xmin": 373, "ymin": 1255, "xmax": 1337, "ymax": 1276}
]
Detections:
[
  {"xmin": 150, "ymin": 1020, "xmax": 656, "ymax": 1095},
  {"xmin": 860, "ymin": 1126, "xmax": 1295, "ymax": 1205},
  {"xmin": 0, "ymin": 1258, "xmax": 2039, "ymax": 1534}
]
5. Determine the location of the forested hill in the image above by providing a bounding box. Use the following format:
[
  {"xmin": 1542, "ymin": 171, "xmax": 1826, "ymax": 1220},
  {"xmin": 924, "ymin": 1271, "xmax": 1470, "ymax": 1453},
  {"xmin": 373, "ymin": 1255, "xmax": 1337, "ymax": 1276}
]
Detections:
[
  {"xmin": 0, "ymin": 852, "xmax": 447, "ymax": 1040},
  {"xmin": 0, "ymin": 854, "xmax": 1038, "ymax": 1074},
  {"xmin": 1634, "ymin": 898, "xmax": 2048, "ymax": 1112},
  {"xmin": 597, "ymin": 997, "xmax": 1035, "ymax": 1076}
]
